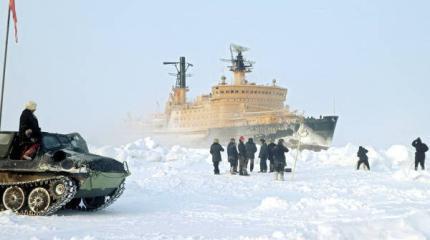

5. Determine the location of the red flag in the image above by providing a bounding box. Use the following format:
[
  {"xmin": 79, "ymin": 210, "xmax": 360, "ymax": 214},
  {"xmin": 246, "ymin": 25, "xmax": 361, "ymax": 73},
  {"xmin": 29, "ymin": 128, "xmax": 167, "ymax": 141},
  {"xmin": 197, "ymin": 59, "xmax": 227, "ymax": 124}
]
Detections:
[{"xmin": 9, "ymin": 0, "xmax": 18, "ymax": 43}]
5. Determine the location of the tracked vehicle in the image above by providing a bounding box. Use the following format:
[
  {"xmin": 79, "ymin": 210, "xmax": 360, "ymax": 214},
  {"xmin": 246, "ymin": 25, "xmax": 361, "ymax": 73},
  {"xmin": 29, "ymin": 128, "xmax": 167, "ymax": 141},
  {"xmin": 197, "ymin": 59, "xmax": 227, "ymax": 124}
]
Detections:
[{"xmin": 0, "ymin": 131, "xmax": 130, "ymax": 216}]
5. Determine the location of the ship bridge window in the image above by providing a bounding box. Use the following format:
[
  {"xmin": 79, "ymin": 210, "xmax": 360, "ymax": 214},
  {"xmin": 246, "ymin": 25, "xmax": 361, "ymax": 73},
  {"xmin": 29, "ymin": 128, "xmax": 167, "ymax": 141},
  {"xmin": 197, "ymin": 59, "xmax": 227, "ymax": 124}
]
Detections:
[
  {"xmin": 235, "ymin": 90, "xmax": 239, "ymax": 93},
  {"xmin": 220, "ymin": 91, "xmax": 224, "ymax": 93}
]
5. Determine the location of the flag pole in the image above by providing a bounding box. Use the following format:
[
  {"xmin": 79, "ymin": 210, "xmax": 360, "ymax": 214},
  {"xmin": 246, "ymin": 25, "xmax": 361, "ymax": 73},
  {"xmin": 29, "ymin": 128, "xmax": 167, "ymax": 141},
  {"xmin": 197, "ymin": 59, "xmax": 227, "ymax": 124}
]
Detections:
[{"xmin": 0, "ymin": 6, "xmax": 11, "ymax": 130}]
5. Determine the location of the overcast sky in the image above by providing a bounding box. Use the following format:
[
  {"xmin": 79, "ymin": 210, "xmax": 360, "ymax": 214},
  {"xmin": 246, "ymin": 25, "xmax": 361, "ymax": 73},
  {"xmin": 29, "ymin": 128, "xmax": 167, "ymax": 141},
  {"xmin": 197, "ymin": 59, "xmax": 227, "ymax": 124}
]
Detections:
[{"xmin": 0, "ymin": 0, "xmax": 428, "ymax": 147}]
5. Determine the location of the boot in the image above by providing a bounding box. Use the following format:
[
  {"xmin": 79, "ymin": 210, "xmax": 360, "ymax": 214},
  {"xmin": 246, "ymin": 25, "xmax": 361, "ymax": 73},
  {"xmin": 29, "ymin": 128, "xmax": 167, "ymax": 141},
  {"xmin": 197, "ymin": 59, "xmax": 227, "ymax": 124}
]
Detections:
[
  {"xmin": 279, "ymin": 172, "xmax": 284, "ymax": 181},
  {"xmin": 274, "ymin": 172, "xmax": 279, "ymax": 180}
]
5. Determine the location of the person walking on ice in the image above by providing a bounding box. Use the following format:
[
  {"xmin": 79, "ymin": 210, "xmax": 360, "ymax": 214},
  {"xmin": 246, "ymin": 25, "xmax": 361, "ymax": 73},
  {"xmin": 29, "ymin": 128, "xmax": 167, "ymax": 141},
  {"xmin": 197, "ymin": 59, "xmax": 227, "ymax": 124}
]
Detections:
[
  {"xmin": 412, "ymin": 137, "xmax": 428, "ymax": 171},
  {"xmin": 238, "ymin": 136, "xmax": 249, "ymax": 176},
  {"xmin": 210, "ymin": 138, "xmax": 224, "ymax": 175},
  {"xmin": 267, "ymin": 139, "xmax": 276, "ymax": 172},
  {"xmin": 273, "ymin": 139, "xmax": 289, "ymax": 181},
  {"xmin": 356, "ymin": 146, "xmax": 370, "ymax": 170},
  {"xmin": 227, "ymin": 138, "xmax": 239, "ymax": 174},
  {"xmin": 258, "ymin": 139, "xmax": 268, "ymax": 172},
  {"xmin": 245, "ymin": 138, "xmax": 257, "ymax": 172}
]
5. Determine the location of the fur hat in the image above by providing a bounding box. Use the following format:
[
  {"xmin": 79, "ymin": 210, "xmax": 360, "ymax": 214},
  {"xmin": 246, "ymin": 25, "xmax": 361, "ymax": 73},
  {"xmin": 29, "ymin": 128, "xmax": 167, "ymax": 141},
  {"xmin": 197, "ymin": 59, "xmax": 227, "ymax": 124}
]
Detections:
[
  {"xmin": 25, "ymin": 101, "xmax": 37, "ymax": 111},
  {"xmin": 214, "ymin": 138, "xmax": 219, "ymax": 143}
]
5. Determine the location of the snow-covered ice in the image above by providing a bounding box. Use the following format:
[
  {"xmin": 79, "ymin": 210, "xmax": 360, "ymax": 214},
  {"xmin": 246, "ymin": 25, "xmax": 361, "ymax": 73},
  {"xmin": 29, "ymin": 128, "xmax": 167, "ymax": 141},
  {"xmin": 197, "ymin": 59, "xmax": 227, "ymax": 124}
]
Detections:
[{"xmin": 1, "ymin": 138, "xmax": 429, "ymax": 240}]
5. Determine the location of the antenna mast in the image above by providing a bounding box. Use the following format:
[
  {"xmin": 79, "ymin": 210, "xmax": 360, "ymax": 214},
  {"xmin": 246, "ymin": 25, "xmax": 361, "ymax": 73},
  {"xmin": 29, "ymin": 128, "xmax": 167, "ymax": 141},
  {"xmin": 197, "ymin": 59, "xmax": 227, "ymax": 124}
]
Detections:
[
  {"xmin": 221, "ymin": 44, "xmax": 254, "ymax": 85},
  {"xmin": 163, "ymin": 57, "xmax": 193, "ymax": 105}
]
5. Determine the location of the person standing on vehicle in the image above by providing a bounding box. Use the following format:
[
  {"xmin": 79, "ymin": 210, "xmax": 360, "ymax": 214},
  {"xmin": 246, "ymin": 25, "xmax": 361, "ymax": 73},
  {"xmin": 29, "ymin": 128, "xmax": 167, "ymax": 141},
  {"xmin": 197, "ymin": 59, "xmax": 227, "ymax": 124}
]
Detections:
[
  {"xmin": 412, "ymin": 138, "xmax": 428, "ymax": 171},
  {"xmin": 267, "ymin": 139, "xmax": 276, "ymax": 172},
  {"xmin": 273, "ymin": 139, "xmax": 289, "ymax": 181},
  {"xmin": 356, "ymin": 146, "xmax": 370, "ymax": 170},
  {"xmin": 19, "ymin": 101, "xmax": 41, "ymax": 141},
  {"xmin": 238, "ymin": 136, "xmax": 249, "ymax": 176},
  {"xmin": 19, "ymin": 101, "xmax": 41, "ymax": 160},
  {"xmin": 210, "ymin": 138, "xmax": 224, "ymax": 175},
  {"xmin": 245, "ymin": 138, "xmax": 257, "ymax": 172},
  {"xmin": 258, "ymin": 139, "xmax": 269, "ymax": 172},
  {"xmin": 227, "ymin": 138, "xmax": 239, "ymax": 174}
]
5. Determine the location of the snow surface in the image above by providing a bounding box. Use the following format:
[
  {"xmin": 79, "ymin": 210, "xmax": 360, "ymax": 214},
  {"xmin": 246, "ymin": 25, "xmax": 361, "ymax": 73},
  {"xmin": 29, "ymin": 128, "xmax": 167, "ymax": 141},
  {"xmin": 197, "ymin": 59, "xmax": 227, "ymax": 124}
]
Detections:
[{"xmin": 1, "ymin": 138, "xmax": 430, "ymax": 240}]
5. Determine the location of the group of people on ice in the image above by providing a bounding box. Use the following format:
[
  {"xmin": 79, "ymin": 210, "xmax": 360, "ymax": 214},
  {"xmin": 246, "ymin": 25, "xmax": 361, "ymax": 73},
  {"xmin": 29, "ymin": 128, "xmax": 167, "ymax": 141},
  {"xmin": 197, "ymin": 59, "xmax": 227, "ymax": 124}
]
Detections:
[
  {"xmin": 211, "ymin": 136, "xmax": 428, "ymax": 180},
  {"xmin": 210, "ymin": 136, "xmax": 290, "ymax": 181}
]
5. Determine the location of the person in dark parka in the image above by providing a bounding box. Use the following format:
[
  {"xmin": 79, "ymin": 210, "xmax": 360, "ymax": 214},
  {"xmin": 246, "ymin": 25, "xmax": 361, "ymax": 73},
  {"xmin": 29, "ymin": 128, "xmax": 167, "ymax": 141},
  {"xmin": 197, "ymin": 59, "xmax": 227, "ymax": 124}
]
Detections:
[
  {"xmin": 356, "ymin": 146, "xmax": 370, "ymax": 170},
  {"xmin": 412, "ymin": 138, "xmax": 428, "ymax": 171},
  {"xmin": 227, "ymin": 138, "xmax": 239, "ymax": 174},
  {"xmin": 18, "ymin": 101, "xmax": 41, "ymax": 160},
  {"xmin": 210, "ymin": 138, "xmax": 224, "ymax": 175},
  {"xmin": 19, "ymin": 101, "xmax": 41, "ymax": 142},
  {"xmin": 238, "ymin": 136, "xmax": 249, "ymax": 176},
  {"xmin": 267, "ymin": 139, "xmax": 276, "ymax": 172},
  {"xmin": 273, "ymin": 139, "xmax": 289, "ymax": 181},
  {"xmin": 258, "ymin": 139, "xmax": 269, "ymax": 172},
  {"xmin": 245, "ymin": 138, "xmax": 257, "ymax": 172}
]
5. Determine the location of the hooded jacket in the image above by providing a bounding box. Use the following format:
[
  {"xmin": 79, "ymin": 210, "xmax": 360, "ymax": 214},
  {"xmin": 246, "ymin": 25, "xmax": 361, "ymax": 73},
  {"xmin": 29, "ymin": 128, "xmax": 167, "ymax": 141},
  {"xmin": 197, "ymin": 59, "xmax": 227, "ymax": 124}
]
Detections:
[
  {"xmin": 357, "ymin": 146, "xmax": 369, "ymax": 161},
  {"xmin": 238, "ymin": 141, "xmax": 246, "ymax": 158},
  {"xmin": 245, "ymin": 139, "xmax": 257, "ymax": 159},
  {"xmin": 273, "ymin": 143, "xmax": 289, "ymax": 165},
  {"xmin": 227, "ymin": 142, "xmax": 238, "ymax": 160},
  {"xmin": 259, "ymin": 142, "xmax": 269, "ymax": 159},
  {"xmin": 210, "ymin": 142, "xmax": 224, "ymax": 162},
  {"xmin": 412, "ymin": 139, "xmax": 428, "ymax": 160},
  {"xmin": 268, "ymin": 142, "xmax": 276, "ymax": 160},
  {"xmin": 19, "ymin": 109, "xmax": 41, "ymax": 140}
]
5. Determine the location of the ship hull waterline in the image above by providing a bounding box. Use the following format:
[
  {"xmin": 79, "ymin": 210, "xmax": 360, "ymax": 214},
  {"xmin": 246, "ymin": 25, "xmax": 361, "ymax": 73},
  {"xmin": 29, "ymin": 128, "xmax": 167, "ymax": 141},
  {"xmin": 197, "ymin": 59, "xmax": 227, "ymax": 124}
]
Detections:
[{"xmin": 142, "ymin": 116, "xmax": 338, "ymax": 151}]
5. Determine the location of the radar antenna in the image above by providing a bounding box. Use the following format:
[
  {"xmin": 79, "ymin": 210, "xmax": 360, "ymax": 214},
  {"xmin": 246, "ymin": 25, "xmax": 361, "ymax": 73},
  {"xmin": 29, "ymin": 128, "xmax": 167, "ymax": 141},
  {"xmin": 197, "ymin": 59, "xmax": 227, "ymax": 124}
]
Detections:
[{"xmin": 220, "ymin": 44, "xmax": 254, "ymax": 85}]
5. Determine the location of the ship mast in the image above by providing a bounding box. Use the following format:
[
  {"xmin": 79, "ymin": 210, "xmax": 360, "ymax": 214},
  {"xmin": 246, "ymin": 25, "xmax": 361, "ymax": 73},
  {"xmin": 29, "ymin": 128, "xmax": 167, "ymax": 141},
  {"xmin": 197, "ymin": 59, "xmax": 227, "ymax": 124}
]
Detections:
[
  {"xmin": 163, "ymin": 57, "xmax": 193, "ymax": 105},
  {"xmin": 221, "ymin": 44, "xmax": 254, "ymax": 85}
]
